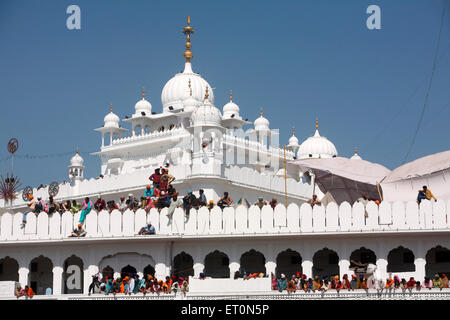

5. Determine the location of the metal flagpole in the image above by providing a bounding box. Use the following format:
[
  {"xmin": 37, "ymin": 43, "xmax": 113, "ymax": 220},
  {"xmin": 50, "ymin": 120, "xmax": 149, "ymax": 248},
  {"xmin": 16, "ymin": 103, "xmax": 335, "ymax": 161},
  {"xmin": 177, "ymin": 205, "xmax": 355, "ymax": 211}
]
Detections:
[{"xmin": 284, "ymin": 145, "xmax": 287, "ymax": 207}]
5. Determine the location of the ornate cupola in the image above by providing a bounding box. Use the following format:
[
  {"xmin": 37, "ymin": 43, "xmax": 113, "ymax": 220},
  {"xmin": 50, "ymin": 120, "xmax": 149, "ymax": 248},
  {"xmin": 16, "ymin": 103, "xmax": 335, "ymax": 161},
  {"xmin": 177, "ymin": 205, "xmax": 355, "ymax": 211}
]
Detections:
[
  {"xmin": 95, "ymin": 104, "xmax": 127, "ymax": 147},
  {"xmin": 297, "ymin": 118, "xmax": 338, "ymax": 159},
  {"xmin": 161, "ymin": 16, "xmax": 214, "ymax": 112}
]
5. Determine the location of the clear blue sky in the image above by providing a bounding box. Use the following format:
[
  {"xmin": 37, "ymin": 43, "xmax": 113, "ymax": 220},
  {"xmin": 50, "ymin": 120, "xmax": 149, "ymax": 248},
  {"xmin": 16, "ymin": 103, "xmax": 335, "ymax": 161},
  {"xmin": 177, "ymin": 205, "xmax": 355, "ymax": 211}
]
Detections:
[{"xmin": 0, "ymin": 0, "xmax": 449, "ymax": 188}]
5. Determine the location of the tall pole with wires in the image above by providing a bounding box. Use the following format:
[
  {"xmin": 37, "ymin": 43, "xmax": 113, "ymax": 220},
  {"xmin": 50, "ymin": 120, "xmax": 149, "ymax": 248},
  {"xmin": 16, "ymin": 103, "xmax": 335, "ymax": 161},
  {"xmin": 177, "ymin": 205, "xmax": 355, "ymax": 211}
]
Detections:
[
  {"xmin": 284, "ymin": 145, "xmax": 287, "ymax": 207},
  {"xmin": 403, "ymin": 6, "xmax": 447, "ymax": 163}
]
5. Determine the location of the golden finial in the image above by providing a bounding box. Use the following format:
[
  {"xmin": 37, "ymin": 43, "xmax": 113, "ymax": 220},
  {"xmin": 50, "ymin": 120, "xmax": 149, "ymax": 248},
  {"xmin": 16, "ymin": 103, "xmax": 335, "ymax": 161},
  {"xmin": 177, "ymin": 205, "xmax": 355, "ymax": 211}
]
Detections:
[
  {"xmin": 76, "ymin": 148, "xmax": 79, "ymax": 154},
  {"xmin": 292, "ymin": 127, "xmax": 295, "ymax": 136},
  {"xmin": 315, "ymin": 118, "xmax": 319, "ymax": 130},
  {"xmin": 182, "ymin": 15, "xmax": 195, "ymax": 62},
  {"xmin": 355, "ymin": 147, "xmax": 358, "ymax": 154},
  {"xmin": 260, "ymin": 108, "xmax": 263, "ymax": 117},
  {"xmin": 230, "ymin": 90, "xmax": 233, "ymax": 101},
  {"xmin": 110, "ymin": 104, "xmax": 113, "ymax": 113},
  {"xmin": 204, "ymin": 86, "xmax": 209, "ymax": 100},
  {"xmin": 142, "ymin": 87, "xmax": 145, "ymax": 98}
]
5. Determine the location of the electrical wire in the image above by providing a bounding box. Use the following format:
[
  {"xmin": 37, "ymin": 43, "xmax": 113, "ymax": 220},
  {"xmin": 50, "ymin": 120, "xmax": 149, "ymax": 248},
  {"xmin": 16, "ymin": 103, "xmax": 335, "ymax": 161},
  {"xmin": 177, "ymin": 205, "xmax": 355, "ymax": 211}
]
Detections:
[{"xmin": 402, "ymin": 7, "xmax": 447, "ymax": 164}]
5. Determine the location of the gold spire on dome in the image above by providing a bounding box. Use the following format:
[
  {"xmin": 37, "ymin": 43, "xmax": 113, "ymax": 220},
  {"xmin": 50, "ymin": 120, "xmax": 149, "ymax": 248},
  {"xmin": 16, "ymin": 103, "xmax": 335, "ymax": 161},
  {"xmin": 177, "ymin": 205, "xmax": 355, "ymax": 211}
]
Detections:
[
  {"xmin": 355, "ymin": 147, "xmax": 358, "ymax": 154},
  {"xmin": 230, "ymin": 90, "xmax": 233, "ymax": 101},
  {"xmin": 204, "ymin": 86, "xmax": 209, "ymax": 100},
  {"xmin": 142, "ymin": 87, "xmax": 146, "ymax": 98},
  {"xmin": 292, "ymin": 127, "xmax": 295, "ymax": 136},
  {"xmin": 315, "ymin": 118, "xmax": 319, "ymax": 130},
  {"xmin": 110, "ymin": 104, "xmax": 113, "ymax": 113},
  {"xmin": 76, "ymin": 148, "xmax": 79, "ymax": 154},
  {"xmin": 182, "ymin": 15, "xmax": 195, "ymax": 63},
  {"xmin": 260, "ymin": 108, "xmax": 263, "ymax": 117}
]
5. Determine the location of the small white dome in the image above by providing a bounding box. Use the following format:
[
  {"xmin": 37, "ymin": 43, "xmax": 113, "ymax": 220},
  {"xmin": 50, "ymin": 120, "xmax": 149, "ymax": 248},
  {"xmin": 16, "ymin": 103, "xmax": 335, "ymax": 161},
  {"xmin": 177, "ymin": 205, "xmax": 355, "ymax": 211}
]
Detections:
[
  {"xmin": 191, "ymin": 92, "xmax": 222, "ymax": 127},
  {"xmin": 161, "ymin": 62, "xmax": 214, "ymax": 112},
  {"xmin": 288, "ymin": 129, "xmax": 299, "ymax": 146},
  {"xmin": 254, "ymin": 110, "xmax": 270, "ymax": 131},
  {"xmin": 104, "ymin": 111, "xmax": 120, "ymax": 129},
  {"xmin": 298, "ymin": 121, "xmax": 337, "ymax": 159},
  {"xmin": 70, "ymin": 150, "xmax": 84, "ymax": 167},
  {"xmin": 134, "ymin": 96, "xmax": 152, "ymax": 116},
  {"xmin": 351, "ymin": 148, "xmax": 362, "ymax": 160},
  {"xmin": 222, "ymin": 91, "xmax": 242, "ymax": 120}
]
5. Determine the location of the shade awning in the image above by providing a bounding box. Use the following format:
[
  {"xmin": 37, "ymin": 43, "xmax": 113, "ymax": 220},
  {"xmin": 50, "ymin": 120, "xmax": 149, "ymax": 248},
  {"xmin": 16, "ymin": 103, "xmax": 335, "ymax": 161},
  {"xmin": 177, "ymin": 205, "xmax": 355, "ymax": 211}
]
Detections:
[{"xmin": 290, "ymin": 157, "xmax": 391, "ymax": 204}]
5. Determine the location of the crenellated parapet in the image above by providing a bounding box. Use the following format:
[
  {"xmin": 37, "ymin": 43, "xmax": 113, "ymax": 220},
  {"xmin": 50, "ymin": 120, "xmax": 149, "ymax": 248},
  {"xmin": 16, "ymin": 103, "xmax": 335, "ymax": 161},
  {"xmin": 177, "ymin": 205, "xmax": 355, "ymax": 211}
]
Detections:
[{"xmin": 1, "ymin": 199, "xmax": 449, "ymax": 242}]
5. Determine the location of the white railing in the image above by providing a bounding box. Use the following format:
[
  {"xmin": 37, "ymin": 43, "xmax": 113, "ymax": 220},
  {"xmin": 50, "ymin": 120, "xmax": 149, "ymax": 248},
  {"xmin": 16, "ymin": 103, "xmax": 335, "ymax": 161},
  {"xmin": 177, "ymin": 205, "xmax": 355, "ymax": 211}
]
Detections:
[
  {"xmin": 111, "ymin": 127, "xmax": 186, "ymax": 146},
  {"xmin": 20, "ymin": 288, "xmax": 450, "ymax": 300},
  {"xmin": 1, "ymin": 199, "xmax": 449, "ymax": 241}
]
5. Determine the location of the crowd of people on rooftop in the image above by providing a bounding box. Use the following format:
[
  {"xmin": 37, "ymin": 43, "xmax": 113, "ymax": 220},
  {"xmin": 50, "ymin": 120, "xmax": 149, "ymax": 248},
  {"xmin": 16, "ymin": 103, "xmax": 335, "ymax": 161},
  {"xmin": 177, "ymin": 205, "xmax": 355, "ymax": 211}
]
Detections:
[
  {"xmin": 19, "ymin": 163, "xmax": 438, "ymax": 238},
  {"xmin": 270, "ymin": 272, "xmax": 449, "ymax": 293}
]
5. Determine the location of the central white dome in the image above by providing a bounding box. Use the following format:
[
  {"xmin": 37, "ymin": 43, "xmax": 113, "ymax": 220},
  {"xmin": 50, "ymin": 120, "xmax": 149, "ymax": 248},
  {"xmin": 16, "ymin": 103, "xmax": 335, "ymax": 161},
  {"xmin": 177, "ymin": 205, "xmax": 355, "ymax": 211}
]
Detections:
[
  {"xmin": 161, "ymin": 62, "xmax": 214, "ymax": 113},
  {"xmin": 298, "ymin": 121, "xmax": 338, "ymax": 159}
]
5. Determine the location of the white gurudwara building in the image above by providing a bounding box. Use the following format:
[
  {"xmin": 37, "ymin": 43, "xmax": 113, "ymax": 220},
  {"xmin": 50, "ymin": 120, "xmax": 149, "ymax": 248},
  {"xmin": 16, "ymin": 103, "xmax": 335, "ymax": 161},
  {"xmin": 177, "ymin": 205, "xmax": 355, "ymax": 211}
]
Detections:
[{"xmin": 0, "ymin": 17, "xmax": 450, "ymax": 300}]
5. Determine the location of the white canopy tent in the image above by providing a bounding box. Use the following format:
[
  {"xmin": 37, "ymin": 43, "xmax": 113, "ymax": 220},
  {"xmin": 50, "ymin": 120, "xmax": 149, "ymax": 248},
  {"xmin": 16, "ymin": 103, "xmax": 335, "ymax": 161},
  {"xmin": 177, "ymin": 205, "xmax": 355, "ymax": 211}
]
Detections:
[
  {"xmin": 380, "ymin": 150, "xmax": 450, "ymax": 202},
  {"xmin": 290, "ymin": 157, "xmax": 391, "ymax": 205}
]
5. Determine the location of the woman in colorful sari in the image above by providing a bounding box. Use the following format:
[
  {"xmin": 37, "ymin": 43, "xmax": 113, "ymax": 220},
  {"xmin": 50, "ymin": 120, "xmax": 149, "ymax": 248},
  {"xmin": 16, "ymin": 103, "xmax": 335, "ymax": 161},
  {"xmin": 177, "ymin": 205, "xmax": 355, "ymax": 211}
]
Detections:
[
  {"xmin": 271, "ymin": 273, "xmax": 277, "ymax": 290},
  {"xmin": 79, "ymin": 197, "xmax": 93, "ymax": 226},
  {"xmin": 286, "ymin": 276, "xmax": 297, "ymax": 293},
  {"xmin": 104, "ymin": 277, "xmax": 114, "ymax": 295}
]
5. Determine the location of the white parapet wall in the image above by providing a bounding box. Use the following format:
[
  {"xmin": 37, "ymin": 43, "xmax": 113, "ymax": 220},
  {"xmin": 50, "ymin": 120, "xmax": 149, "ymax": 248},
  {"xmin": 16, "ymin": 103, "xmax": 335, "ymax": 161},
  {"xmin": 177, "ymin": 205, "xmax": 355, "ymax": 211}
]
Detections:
[
  {"xmin": 188, "ymin": 277, "xmax": 271, "ymax": 294},
  {"xmin": 0, "ymin": 281, "xmax": 18, "ymax": 297},
  {"xmin": 1, "ymin": 200, "xmax": 449, "ymax": 241}
]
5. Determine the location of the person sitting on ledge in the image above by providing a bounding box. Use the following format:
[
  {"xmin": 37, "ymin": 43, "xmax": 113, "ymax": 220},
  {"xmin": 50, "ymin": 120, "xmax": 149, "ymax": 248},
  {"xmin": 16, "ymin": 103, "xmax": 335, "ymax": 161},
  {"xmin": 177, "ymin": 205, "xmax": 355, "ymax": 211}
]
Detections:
[
  {"xmin": 183, "ymin": 190, "xmax": 197, "ymax": 216},
  {"xmin": 199, "ymin": 272, "xmax": 206, "ymax": 280},
  {"xmin": 167, "ymin": 194, "xmax": 183, "ymax": 218},
  {"xmin": 20, "ymin": 194, "xmax": 36, "ymax": 229},
  {"xmin": 70, "ymin": 200, "xmax": 81, "ymax": 215},
  {"xmin": 61, "ymin": 200, "xmax": 71, "ymax": 213},
  {"xmin": 287, "ymin": 276, "xmax": 297, "ymax": 293},
  {"xmin": 217, "ymin": 192, "xmax": 233, "ymax": 209},
  {"xmin": 307, "ymin": 194, "xmax": 321, "ymax": 208},
  {"xmin": 234, "ymin": 271, "xmax": 241, "ymax": 279},
  {"xmin": 69, "ymin": 223, "xmax": 87, "ymax": 237},
  {"xmin": 423, "ymin": 277, "xmax": 432, "ymax": 290},
  {"xmin": 15, "ymin": 285, "xmax": 25, "ymax": 298},
  {"xmin": 79, "ymin": 197, "xmax": 93, "ymax": 226},
  {"xmin": 138, "ymin": 223, "xmax": 155, "ymax": 235},
  {"xmin": 107, "ymin": 200, "xmax": 117, "ymax": 213},
  {"xmin": 118, "ymin": 195, "xmax": 128, "ymax": 213},
  {"xmin": 156, "ymin": 191, "xmax": 170, "ymax": 212},
  {"xmin": 417, "ymin": 185, "xmax": 437, "ymax": 204},
  {"xmin": 441, "ymin": 274, "xmax": 449, "ymax": 289},
  {"xmin": 254, "ymin": 196, "xmax": 267, "ymax": 209},
  {"xmin": 433, "ymin": 274, "xmax": 442, "ymax": 288},
  {"xmin": 47, "ymin": 196, "xmax": 59, "ymax": 215},
  {"xmin": 94, "ymin": 196, "xmax": 106, "ymax": 212},
  {"xmin": 207, "ymin": 200, "xmax": 215, "ymax": 211},
  {"xmin": 167, "ymin": 184, "xmax": 178, "ymax": 199},
  {"xmin": 24, "ymin": 286, "xmax": 34, "ymax": 299},
  {"xmin": 277, "ymin": 274, "xmax": 287, "ymax": 291},
  {"xmin": 386, "ymin": 276, "xmax": 394, "ymax": 289},
  {"xmin": 407, "ymin": 277, "xmax": 416, "ymax": 290},
  {"xmin": 198, "ymin": 189, "xmax": 207, "ymax": 207},
  {"xmin": 269, "ymin": 197, "xmax": 278, "ymax": 209},
  {"xmin": 342, "ymin": 274, "xmax": 351, "ymax": 291}
]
